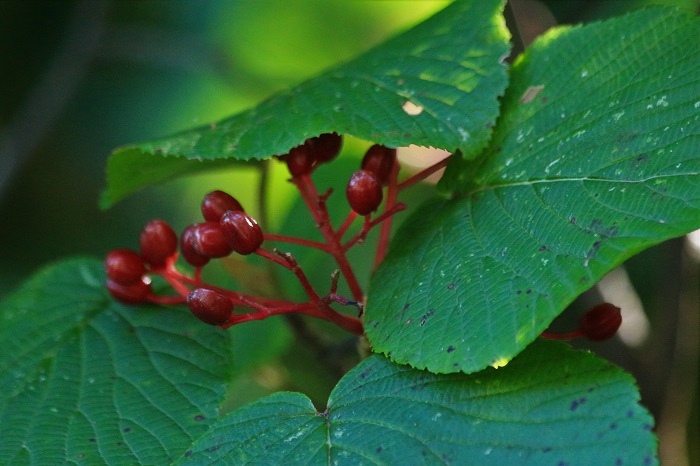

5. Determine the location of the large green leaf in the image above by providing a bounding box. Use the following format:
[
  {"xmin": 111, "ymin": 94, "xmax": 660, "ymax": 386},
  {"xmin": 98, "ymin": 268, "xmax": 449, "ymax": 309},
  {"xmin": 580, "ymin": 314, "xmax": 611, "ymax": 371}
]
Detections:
[
  {"xmin": 101, "ymin": 0, "xmax": 510, "ymax": 207},
  {"xmin": 365, "ymin": 8, "xmax": 700, "ymax": 373},
  {"xmin": 175, "ymin": 340, "xmax": 657, "ymax": 465},
  {"xmin": 0, "ymin": 259, "xmax": 232, "ymax": 465}
]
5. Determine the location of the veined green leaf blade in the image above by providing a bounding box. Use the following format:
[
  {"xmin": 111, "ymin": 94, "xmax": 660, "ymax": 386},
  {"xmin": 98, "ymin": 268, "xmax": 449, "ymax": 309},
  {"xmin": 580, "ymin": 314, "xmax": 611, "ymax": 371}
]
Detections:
[
  {"xmin": 101, "ymin": 0, "xmax": 510, "ymax": 207},
  {"xmin": 177, "ymin": 341, "xmax": 657, "ymax": 465},
  {"xmin": 366, "ymin": 7, "xmax": 700, "ymax": 373},
  {"xmin": 0, "ymin": 259, "xmax": 232, "ymax": 465}
]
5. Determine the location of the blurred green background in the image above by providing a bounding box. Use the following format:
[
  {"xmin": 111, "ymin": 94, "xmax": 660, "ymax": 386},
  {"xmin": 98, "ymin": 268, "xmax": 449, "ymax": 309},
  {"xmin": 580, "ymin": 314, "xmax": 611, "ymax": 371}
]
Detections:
[{"xmin": 1, "ymin": 1, "xmax": 697, "ymax": 464}]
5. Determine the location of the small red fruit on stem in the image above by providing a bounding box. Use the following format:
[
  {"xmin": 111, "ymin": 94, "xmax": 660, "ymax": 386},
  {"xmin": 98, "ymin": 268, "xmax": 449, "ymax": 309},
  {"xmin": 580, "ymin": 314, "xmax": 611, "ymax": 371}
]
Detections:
[
  {"xmin": 579, "ymin": 302, "xmax": 622, "ymax": 341},
  {"xmin": 180, "ymin": 224, "xmax": 210, "ymax": 267},
  {"xmin": 361, "ymin": 144, "xmax": 396, "ymax": 185},
  {"xmin": 105, "ymin": 248, "xmax": 146, "ymax": 285},
  {"xmin": 187, "ymin": 288, "xmax": 234, "ymax": 325},
  {"xmin": 201, "ymin": 190, "xmax": 244, "ymax": 222},
  {"xmin": 140, "ymin": 220, "xmax": 178, "ymax": 267},
  {"xmin": 346, "ymin": 169, "xmax": 383, "ymax": 216},
  {"xmin": 191, "ymin": 222, "xmax": 233, "ymax": 258},
  {"xmin": 107, "ymin": 277, "xmax": 152, "ymax": 304},
  {"xmin": 220, "ymin": 211, "xmax": 264, "ymax": 255}
]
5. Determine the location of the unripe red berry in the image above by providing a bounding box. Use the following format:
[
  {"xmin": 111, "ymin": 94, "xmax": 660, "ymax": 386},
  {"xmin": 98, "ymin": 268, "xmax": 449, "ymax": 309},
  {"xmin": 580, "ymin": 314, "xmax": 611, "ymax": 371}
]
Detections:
[
  {"xmin": 140, "ymin": 220, "xmax": 178, "ymax": 268},
  {"xmin": 187, "ymin": 288, "xmax": 234, "ymax": 325},
  {"xmin": 201, "ymin": 190, "xmax": 244, "ymax": 222},
  {"xmin": 220, "ymin": 210, "xmax": 263, "ymax": 255},
  {"xmin": 346, "ymin": 169, "xmax": 383, "ymax": 216},
  {"xmin": 180, "ymin": 224, "xmax": 211, "ymax": 267},
  {"xmin": 106, "ymin": 277, "xmax": 152, "ymax": 305},
  {"xmin": 191, "ymin": 222, "xmax": 233, "ymax": 258},
  {"xmin": 361, "ymin": 144, "xmax": 396, "ymax": 185},
  {"xmin": 579, "ymin": 303, "xmax": 622, "ymax": 341},
  {"xmin": 281, "ymin": 144, "xmax": 315, "ymax": 177},
  {"xmin": 105, "ymin": 248, "xmax": 146, "ymax": 286},
  {"xmin": 310, "ymin": 132, "xmax": 342, "ymax": 164}
]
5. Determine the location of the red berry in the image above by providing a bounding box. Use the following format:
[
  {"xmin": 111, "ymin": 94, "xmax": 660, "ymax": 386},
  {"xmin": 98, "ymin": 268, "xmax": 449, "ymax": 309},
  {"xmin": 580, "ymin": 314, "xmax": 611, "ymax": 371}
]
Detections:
[
  {"xmin": 187, "ymin": 288, "xmax": 233, "ymax": 325},
  {"xmin": 180, "ymin": 224, "xmax": 210, "ymax": 267},
  {"xmin": 579, "ymin": 303, "xmax": 622, "ymax": 341},
  {"xmin": 140, "ymin": 220, "xmax": 178, "ymax": 268},
  {"xmin": 361, "ymin": 144, "xmax": 396, "ymax": 185},
  {"xmin": 309, "ymin": 132, "xmax": 342, "ymax": 164},
  {"xmin": 346, "ymin": 170, "xmax": 383, "ymax": 216},
  {"xmin": 191, "ymin": 222, "xmax": 233, "ymax": 258},
  {"xmin": 106, "ymin": 277, "xmax": 151, "ymax": 305},
  {"xmin": 220, "ymin": 211, "xmax": 263, "ymax": 255},
  {"xmin": 280, "ymin": 144, "xmax": 315, "ymax": 177},
  {"xmin": 105, "ymin": 248, "xmax": 146, "ymax": 286},
  {"xmin": 201, "ymin": 190, "xmax": 244, "ymax": 222}
]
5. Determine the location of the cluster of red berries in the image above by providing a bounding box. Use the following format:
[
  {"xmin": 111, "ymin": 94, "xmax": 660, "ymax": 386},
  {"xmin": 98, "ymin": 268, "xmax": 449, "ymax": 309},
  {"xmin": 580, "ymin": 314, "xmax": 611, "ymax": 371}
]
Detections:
[{"xmin": 104, "ymin": 133, "xmax": 412, "ymax": 334}]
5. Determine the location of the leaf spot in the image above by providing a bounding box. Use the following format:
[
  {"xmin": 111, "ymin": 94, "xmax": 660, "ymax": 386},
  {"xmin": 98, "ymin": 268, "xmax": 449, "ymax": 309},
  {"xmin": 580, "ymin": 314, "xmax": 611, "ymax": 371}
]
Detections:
[
  {"xmin": 194, "ymin": 415, "xmax": 205, "ymax": 421},
  {"xmin": 184, "ymin": 451, "xmax": 193, "ymax": 457},
  {"xmin": 447, "ymin": 346, "xmax": 455, "ymax": 353},
  {"xmin": 402, "ymin": 101, "xmax": 423, "ymax": 115},
  {"xmin": 520, "ymin": 85, "xmax": 545, "ymax": 103}
]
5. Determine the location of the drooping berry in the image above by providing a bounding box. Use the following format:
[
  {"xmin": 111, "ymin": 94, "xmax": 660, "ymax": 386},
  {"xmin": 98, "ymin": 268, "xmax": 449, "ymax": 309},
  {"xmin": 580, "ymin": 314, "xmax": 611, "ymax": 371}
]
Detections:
[
  {"xmin": 310, "ymin": 132, "xmax": 342, "ymax": 164},
  {"xmin": 346, "ymin": 169, "xmax": 383, "ymax": 216},
  {"xmin": 280, "ymin": 144, "xmax": 315, "ymax": 177},
  {"xmin": 139, "ymin": 219, "xmax": 178, "ymax": 268},
  {"xmin": 105, "ymin": 248, "xmax": 146, "ymax": 286},
  {"xmin": 579, "ymin": 303, "xmax": 622, "ymax": 341},
  {"xmin": 220, "ymin": 210, "xmax": 263, "ymax": 255},
  {"xmin": 191, "ymin": 222, "xmax": 233, "ymax": 258},
  {"xmin": 106, "ymin": 277, "xmax": 152, "ymax": 305},
  {"xmin": 361, "ymin": 144, "xmax": 396, "ymax": 185},
  {"xmin": 180, "ymin": 225, "xmax": 210, "ymax": 267},
  {"xmin": 201, "ymin": 190, "xmax": 244, "ymax": 222},
  {"xmin": 187, "ymin": 288, "xmax": 234, "ymax": 325}
]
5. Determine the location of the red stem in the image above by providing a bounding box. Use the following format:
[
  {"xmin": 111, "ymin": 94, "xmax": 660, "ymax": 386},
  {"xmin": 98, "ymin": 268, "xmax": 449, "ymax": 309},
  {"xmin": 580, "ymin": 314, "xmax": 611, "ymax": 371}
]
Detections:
[
  {"xmin": 397, "ymin": 155, "xmax": 451, "ymax": 191},
  {"xmin": 264, "ymin": 233, "xmax": 330, "ymax": 252},
  {"xmin": 374, "ymin": 159, "xmax": 401, "ymax": 270},
  {"xmin": 540, "ymin": 330, "xmax": 584, "ymax": 341}
]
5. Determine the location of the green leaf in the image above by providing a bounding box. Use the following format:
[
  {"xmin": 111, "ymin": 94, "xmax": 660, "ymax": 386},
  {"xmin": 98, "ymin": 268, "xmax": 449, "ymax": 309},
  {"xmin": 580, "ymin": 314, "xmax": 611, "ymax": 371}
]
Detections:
[
  {"xmin": 101, "ymin": 0, "xmax": 510, "ymax": 208},
  {"xmin": 175, "ymin": 340, "xmax": 657, "ymax": 465},
  {"xmin": 365, "ymin": 8, "xmax": 700, "ymax": 373},
  {"xmin": 0, "ymin": 259, "xmax": 232, "ymax": 465}
]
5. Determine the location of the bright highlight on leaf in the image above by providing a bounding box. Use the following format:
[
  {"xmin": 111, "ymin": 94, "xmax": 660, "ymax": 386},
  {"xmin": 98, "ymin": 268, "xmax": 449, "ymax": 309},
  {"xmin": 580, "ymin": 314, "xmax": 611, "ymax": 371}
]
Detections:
[
  {"xmin": 366, "ymin": 7, "xmax": 700, "ymax": 374},
  {"xmin": 175, "ymin": 341, "xmax": 657, "ymax": 465}
]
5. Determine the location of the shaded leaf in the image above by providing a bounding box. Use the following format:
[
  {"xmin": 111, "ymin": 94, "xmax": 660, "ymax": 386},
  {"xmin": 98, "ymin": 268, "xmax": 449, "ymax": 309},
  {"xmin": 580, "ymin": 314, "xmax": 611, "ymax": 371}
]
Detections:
[
  {"xmin": 176, "ymin": 340, "xmax": 657, "ymax": 465},
  {"xmin": 0, "ymin": 259, "xmax": 232, "ymax": 465},
  {"xmin": 101, "ymin": 0, "xmax": 510, "ymax": 207},
  {"xmin": 365, "ymin": 7, "xmax": 700, "ymax": 373}
]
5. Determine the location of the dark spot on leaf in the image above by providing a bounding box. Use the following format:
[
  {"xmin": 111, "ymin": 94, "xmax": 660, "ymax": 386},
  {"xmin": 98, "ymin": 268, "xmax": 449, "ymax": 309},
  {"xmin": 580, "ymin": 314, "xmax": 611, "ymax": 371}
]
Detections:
[
  {"xmin": 419, "ymin": 309, "xmax": 435, "ymax": 326},
  {"xmin": 633, "ymin": 152, "xmax": 648, "ymax": 166},
  {"xmin": 644, "ymin": 457, "xmax": 652, "ymax": 465},
  {"xmin": 360, "ymin": 370, "xmax": 370, "ymax": 379},
  {"xmin": 526, "ymin": 289, "xmax": 532, "ymax": 294},
  {"xmin": 604, "ymin": 225, "xmax": 619, "ymax": 238},
  {"xmin": 88, "ymin": 438, "xmax": 96, "ymax": 443},
  {"xmin": 184, "ymin": 451, "xmax": 193, "ymax": 457},
  {"xmin": 610, "ymin": 423, "xmax": 618, "ymax": 430},
  {"xmin": 570, "ymin": 217, "xmax": 576, "ymax": 224},
  {"xmin": 570, "ymin": 398, "xmax": 586, "ymax": 411},
  {"xmin": 387, "ymin": 351, "xmax": 392, "ymax": 357},
  {"xmin": 447, "ymin": 283, "xmax": 455, "ymax": 290},
  {"xmin": 453, "ymin": 363, "xmax": 460, "ymax": 368},
  {"xmin": 539, "ymin": 245, "xmax": 547, "ymax": 251},
  {"xmin": 154, "ymin": 148, "xmax": 163, "ymax": 154},
  {"xmin": 615, "ymin": 459, "xmax": 622, "ymax": 465},
  {"xmin": 541, "ymin": 97, "xmax": 548, "ymax": 103},
  {"xmin": 116, "ymin": 442, "xmax": 123, "ymax": 446},
  {"xmin": 422, "ymin": 450, "xmax": 428, "ymax": 457},
  {"xmin": 587, "ymin": 387, "xmax": 596, "ymax": 393},
  {"xmin": 403, "ymin": 303, "xmax": 410, "ymax": 311},
  {"xmin": 194, "ymin": 415, "xmax": 205, "ymax": 421},
  {"xmin": 517, "ymin": 290, "xmax": 522, "ymax": 294},
  {"xmin": 590, "ymin": 219, "xmax": 603, "ymax": 231},
  {"xmin": 447, "ymin": 346, "xmax": 455, "ymax": 353},
  {"xmin": 77, "ymin": 453, "xmax": 86, "ymax": 459},
  {"xmin": 543, "ymin": 447, "xmax": 552, "ymax": 453},
  {"xmin": 123, "ymin": 427, "xmax": 131, "ymax": 433},
  {"xmin": 558, "ymin": 461, "xmax": 569, "ymax": 466},
  {"xmin": 643, "ymin": 424, "xmax": 653, "ymax": 431},
  {"xmin": 627, "ymin": 410, "xmax": 634, "ymax": 417},
  {"xmin": 207, "ymin": 445, "xmax": 221, "ymax": 452},
  {"xmin": 376, "ymin": 447, "xmax": 383, "ymax": 453}
]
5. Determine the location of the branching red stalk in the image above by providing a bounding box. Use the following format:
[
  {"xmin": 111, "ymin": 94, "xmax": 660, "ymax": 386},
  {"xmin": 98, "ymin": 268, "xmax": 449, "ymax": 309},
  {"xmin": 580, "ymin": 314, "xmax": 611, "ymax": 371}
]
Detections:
[
  {"xmin": 540, "ymin": 330, "xmax": 584, "ymax": 341},
  {"xmin": 374, "ymin": 159, "xmax": 401, "ymax": 269},
  {"xmin": 397, "ymin": 155, "xmax": 451, "ymax": 191},
  {"xmin": 264, "ymin": 233, "xmax": 330, "ymax": 252}
]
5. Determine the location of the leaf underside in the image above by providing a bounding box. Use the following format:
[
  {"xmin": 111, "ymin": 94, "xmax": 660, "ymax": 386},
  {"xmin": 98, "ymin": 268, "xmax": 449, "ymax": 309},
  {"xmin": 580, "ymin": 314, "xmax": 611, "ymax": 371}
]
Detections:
[
  {"xmin": 101, "ymin": 0, "xmax": 510, "ymax": 207},
  {"xmin": 176, "ymin": 340, "xmax": 657, "ymax": 465},
  {"xmin": 365, "ymin": 8, "xmax": 700, "ymax": 373},
  {"xmin": 0, "ymin": 259, "xmax": 232, "ymax": 465}
]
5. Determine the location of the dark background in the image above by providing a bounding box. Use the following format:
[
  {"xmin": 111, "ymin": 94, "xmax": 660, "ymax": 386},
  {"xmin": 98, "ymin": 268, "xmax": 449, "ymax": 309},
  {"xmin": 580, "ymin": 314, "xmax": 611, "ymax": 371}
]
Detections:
[{"xmin": 1, "ymin": 1, "xmax": 697, "ymax": 464}]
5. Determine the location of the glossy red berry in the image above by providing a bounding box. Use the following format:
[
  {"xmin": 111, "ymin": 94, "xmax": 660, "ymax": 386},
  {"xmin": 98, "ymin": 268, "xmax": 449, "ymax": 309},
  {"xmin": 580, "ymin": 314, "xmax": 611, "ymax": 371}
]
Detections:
[
  {"xmin": 220, "ymin": 210, "xmax": 263, "ymax": 255},
  {"xmin": 346, "ymin": 169, "xmax": 383, "ymax": 216},
  {"xmin": 281, "ymin": 144, "xmax": 315, "ymax": 177},
  {"xmin": 180, "ymin": 224, "xmax": 210, "ymax": 267},
  {"xmin": 361, "ymin": 144, "xmax": 396, "ymax": 185},
  {"xmin": 201, "ymin": 190, "xmax": 244, "ymax": 222},
  {"xmin": 191, "ymin": 222, "xmax": 233, "ymax": 258},
  {"xmin": 310, "ymin": 132, "xmax": 342, "ymax": 164},
  {"xmin": 106, "ymin": 277, "xmax": 152, "ymax": 305},
  {"xmin": 187, "ymin": 288, "xmax": 234, "ymax": 325},
  {"xmin": 140, "ymin": 220, "xmax": 178, "ymax": 268},
  {"xmin": 105, "ymin": 248, "xmax": 146, "ymax": 286},
  {"xmin": 579, "ymin": 303, "xmax": 622, "ymax": 341}
]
